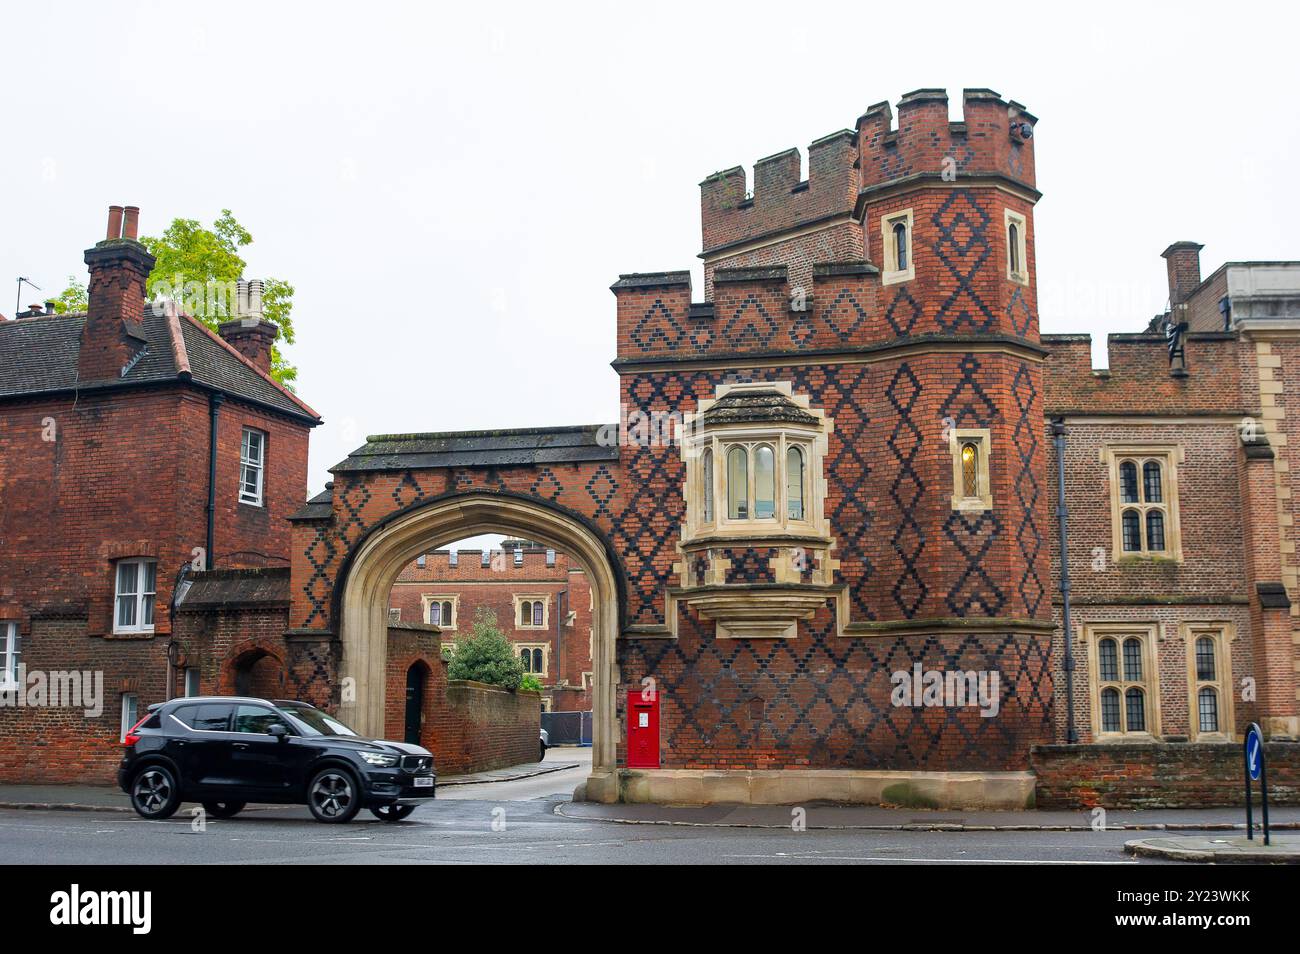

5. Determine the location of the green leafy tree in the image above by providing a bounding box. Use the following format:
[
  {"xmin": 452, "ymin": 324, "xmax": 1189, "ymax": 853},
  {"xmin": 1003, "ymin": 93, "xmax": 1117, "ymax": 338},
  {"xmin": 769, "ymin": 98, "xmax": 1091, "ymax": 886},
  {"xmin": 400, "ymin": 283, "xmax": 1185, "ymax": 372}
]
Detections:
[
  {"xmin": 519, "ymin": 673, "xmax": 543, "ymax": 693},
  {"xmin": 55, "ymin": 209, "xmax": 298, "ymax": 386},
  {"xmin": 50, "ymin": 275, "xmax": 87, "ymax": 314},
  {"xmin": 447, "ymin": 607, "xmax": 525, "ymax": 691}
]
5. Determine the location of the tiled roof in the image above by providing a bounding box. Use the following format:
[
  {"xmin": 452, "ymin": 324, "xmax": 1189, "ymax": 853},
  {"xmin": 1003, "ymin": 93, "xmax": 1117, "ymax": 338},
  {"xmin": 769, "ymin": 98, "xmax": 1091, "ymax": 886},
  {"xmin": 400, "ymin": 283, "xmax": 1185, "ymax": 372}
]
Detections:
[
  {"xmin": 289, "ymin": 484, "xmax": 336, "ymax": 521},
  {"xmin": 331, "ymin": 424, "xmax": 618, "ymax": 474},
  {"xmin": 0, "ymin": 306, "xmax": 320, "ymax": 424},
  {"xmin": 176, "ymin": 567, "xmax": 291, "ymax": 609}
]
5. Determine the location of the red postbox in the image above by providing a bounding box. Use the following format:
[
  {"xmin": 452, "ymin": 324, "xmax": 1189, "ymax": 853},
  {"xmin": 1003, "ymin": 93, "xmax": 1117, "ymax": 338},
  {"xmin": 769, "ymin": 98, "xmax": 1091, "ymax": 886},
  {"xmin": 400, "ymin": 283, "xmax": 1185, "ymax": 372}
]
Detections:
[{"xmin": 626, "ymin": 689, "xmax": 660, "ymax": 768}]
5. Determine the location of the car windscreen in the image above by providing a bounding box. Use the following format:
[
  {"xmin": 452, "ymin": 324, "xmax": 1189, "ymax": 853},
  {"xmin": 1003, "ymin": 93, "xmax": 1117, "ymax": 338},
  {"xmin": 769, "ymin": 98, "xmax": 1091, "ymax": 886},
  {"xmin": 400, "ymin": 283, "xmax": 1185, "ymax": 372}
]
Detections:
[{"xmin": 276, "ymin": 705, "xmax": 358, "ymax": 737}]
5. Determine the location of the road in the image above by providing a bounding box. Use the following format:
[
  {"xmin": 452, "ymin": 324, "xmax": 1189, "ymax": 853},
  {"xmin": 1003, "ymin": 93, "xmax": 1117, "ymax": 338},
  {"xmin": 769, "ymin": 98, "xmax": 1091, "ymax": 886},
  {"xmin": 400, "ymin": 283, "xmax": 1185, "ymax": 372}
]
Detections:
[{"xmin": 0, "ymin": 749, "xmax": 1172, "ymax": 864}]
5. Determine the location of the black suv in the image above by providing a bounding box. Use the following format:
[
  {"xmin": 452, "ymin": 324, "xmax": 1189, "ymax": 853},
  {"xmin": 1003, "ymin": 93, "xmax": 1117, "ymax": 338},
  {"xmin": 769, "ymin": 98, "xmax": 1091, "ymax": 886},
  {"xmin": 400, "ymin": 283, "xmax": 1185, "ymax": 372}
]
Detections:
[{"xmin": 118, "ymin": 696, "xmax": 436, "ymax": 823}]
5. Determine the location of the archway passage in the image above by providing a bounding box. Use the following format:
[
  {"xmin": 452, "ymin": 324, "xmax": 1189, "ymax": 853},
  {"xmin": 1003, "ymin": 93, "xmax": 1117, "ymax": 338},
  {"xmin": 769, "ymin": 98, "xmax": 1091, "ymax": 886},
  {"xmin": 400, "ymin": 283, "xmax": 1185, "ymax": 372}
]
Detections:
[
  {"xmin": 232, "ymin": 648, "xmax": 284, "ymax": 698},
  {"xmin": 404, "ymin": 661, "xmax": 427, "ymax": 745},
  {"xmin": 336, "ymin": 494, "xmax": 621, "ymax": 802}
]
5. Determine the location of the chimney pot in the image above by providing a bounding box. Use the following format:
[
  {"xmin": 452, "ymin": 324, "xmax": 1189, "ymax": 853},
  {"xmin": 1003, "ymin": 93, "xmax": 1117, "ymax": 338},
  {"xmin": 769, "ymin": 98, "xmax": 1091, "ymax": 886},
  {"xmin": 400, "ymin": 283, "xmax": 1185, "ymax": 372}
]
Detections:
[
  {"xmin": 44, "ymin": 301, "xmax": 56, "ymax": 315},
  {"xmin": 121, "ymin": 206, "xmax": 140, "ymax": 240},
  {"xmin": 106, "ymin": 205, "xmax": 124, "ymax": 240}
]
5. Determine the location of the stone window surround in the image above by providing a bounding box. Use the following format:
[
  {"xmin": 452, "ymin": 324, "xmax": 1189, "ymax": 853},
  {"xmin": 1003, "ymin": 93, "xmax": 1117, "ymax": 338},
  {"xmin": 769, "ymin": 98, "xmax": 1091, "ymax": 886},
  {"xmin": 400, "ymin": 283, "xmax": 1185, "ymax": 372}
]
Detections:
[
  {"xmin": 1103, "ymin": 443, "xmax": 1184, "ymax": 562},
  {"xmin": 514, "ymin": 594, "xmax": 550, "ymax": 630},
  {"xmin": 419, "ymin": 593, "xmax": 459, "ymax": 630},
  {"xmin": 949, "ymin": 427, "xmax": 993, "ymax": 512},
  {"xmin": 880, "ymin": 207, "xmax": 915, "ymax": 286},
  {"xmin": 1084, "ymin": 623, "xmax": 1163, "ymax": 742},
  {"xmin": 1184, "ymin": 622, "xmax": 1236, "ymax": 742},
  {"xmin": 515, "ymin": 641, "xmax": 550, "ymax": 677},
  {"xmin": 1004, "ymin": 207, "xmax": 1029, "ymax": 286}
]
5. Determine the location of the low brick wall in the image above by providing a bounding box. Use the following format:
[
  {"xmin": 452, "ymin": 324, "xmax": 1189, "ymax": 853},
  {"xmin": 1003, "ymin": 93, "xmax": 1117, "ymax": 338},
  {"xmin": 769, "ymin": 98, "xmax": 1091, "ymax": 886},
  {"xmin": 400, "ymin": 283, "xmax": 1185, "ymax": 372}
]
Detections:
[
  {"xmin": 437, "ymin": 681, "xmax": 541, "ymax": 776},
  {"xmin": 384, "ymin": 623, "xmax": 540, "ymax": 777},
  {"xmin": 1031, "ymin": 743, "xmax": 1300, "ymax": 809}
]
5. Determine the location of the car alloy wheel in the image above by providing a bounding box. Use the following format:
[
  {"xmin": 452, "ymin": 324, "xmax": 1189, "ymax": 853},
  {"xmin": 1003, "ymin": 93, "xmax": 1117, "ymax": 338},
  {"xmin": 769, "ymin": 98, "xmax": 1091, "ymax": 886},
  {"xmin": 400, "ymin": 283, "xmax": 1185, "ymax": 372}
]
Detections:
[
  {"xmin": 131, "ymin": 767, "xmax": 180, "ymax": 819},
  {"xmin": 308, "ymin": 770, "xmax": 359, "ymax": 823}
]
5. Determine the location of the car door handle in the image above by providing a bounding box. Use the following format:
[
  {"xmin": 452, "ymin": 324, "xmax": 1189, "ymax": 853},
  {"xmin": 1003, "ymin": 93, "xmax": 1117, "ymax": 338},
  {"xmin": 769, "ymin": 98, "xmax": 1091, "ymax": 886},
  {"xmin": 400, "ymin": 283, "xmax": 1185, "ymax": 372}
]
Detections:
[{"xmin": 232, "ymin": 742, "xmax": 249, "ymax": 750}]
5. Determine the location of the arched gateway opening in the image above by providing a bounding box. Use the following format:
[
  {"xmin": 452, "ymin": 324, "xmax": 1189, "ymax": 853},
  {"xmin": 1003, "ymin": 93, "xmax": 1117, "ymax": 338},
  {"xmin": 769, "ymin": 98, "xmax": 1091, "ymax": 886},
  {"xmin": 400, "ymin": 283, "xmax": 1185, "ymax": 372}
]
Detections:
[{"xmin": 337, "ymin": 494, "xmax": 619, "ymax": 801}]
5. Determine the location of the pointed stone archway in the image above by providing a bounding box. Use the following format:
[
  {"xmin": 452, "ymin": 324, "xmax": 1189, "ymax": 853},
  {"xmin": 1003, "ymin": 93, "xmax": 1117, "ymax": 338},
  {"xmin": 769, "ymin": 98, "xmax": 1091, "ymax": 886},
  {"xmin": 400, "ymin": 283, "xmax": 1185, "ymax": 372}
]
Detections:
[{"xmin": 336, "ymin": 493, "xmax": 621, "ymax": 801}]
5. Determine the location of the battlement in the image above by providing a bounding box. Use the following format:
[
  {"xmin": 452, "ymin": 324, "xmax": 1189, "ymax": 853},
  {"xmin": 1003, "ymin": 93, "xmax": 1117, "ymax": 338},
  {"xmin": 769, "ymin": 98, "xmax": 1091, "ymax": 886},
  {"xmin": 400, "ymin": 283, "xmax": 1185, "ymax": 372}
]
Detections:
[
  {"xmin": 699, "ymin": 89, "xmax": 1037, "ymax": 296},
  {"xmin": 1041, "ymin": 332, "xmax": 1246, "ymax": 415},
  {"xmin": 700, "ymin": 129, "xmax": 858, "ymax": 255},
  {"xmin": 857, "ymin": 88, "xmax": 1037, "ymax": 193}
]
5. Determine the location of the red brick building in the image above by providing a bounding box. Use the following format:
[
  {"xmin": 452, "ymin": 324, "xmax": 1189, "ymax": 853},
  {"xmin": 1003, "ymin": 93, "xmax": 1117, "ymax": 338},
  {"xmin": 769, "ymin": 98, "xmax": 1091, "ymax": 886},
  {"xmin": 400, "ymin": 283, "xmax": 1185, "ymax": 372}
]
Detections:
[
  {"xmin": 6, "ymin": 91, "xmax": 1299, "ymax": 807},
  {"xmin": 387, "ymin": 541, "xmax": 594, "ymax": 712},
  {"xmin": 0, "ymin": 207, "xmax": 320, "ymax": 782},
  {"xmin": 276, "ymin": 88, "xmax": 1297, "ymax": 808}
]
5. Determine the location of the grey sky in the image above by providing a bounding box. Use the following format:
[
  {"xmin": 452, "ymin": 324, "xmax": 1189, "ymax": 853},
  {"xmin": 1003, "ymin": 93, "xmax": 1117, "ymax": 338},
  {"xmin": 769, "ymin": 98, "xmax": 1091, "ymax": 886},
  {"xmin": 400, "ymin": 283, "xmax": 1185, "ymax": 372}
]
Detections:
[{"xmin": 4, "ymin": 0, "xmax": 1296, "ymax": 530}]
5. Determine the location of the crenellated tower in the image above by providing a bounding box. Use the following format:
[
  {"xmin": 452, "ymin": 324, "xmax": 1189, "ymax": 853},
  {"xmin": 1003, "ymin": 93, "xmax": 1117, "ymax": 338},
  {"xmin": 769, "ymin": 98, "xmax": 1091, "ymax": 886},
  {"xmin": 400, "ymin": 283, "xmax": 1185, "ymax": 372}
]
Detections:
[{"xmin": 610, "ymin": 88, "xmax": 1053, "ymax": 784}]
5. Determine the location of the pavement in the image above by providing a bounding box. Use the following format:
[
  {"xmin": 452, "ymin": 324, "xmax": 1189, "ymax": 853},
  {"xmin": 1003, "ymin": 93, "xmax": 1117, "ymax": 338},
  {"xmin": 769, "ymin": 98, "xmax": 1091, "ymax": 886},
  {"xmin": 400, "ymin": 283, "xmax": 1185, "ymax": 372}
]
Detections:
[
  {"xmin": 557, "ymin": 799, "xmax": 1300, "ymax": 832},
  {"xmin": 1125, "ymin": 834, "xmax": 1300, "ymax": 864}
]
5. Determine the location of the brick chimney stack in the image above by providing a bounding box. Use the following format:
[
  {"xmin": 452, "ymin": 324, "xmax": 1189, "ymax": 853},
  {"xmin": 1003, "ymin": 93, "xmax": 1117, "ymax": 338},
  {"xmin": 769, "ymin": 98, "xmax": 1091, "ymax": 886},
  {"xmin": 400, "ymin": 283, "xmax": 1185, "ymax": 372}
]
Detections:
[
  {"xmin": 78, "ymin": 205, "xmax": 155, "ymax": 382},
  {"xmin": 1162, "ymin": 241, "xmax": 1204, "ymax": 306},
  {"xmin": 218, "ymin": 279, "xmax": 279, "ymax": 375}
]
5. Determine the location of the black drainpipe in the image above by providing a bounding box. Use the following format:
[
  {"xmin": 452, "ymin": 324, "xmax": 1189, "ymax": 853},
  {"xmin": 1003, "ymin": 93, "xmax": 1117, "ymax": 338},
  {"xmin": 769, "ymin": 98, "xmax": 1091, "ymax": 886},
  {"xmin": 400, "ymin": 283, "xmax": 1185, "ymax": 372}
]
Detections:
[
  {"xmin": 206, "ymin": 392, "xmax": 225, "ymax": 571},
  {"xmin": 1051, "ymin": 417, "xmax": 1078, "ymax": 744}
]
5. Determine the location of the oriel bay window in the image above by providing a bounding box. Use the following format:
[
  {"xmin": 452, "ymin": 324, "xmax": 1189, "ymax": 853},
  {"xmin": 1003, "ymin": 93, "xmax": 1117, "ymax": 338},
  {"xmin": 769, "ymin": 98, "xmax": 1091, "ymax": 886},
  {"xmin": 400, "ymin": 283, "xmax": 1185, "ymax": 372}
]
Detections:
[
  {"xmin": 718, "ymin": 438, "xmax": 810, "ymax": 527},
  {"xmin": 683, "ymin": 382, "xmax": 830, "ymax": 543}
]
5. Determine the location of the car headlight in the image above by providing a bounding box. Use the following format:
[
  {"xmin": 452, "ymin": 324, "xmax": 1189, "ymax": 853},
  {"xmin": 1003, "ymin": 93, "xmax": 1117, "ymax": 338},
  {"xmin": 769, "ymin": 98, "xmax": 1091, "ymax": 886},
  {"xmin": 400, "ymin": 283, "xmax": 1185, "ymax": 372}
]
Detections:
[{"xmin": 360, "ymin": 751, "xmax": 399, "ymax": 767}]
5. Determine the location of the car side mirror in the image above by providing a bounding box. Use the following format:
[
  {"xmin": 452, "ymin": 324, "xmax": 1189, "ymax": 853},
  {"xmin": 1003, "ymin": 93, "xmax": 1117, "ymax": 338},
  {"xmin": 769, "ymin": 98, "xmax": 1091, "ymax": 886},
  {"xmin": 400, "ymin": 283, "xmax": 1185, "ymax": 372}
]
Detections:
[{"xmin": 269, "ymin": 724, "xmax": 289, "ymax": 741}]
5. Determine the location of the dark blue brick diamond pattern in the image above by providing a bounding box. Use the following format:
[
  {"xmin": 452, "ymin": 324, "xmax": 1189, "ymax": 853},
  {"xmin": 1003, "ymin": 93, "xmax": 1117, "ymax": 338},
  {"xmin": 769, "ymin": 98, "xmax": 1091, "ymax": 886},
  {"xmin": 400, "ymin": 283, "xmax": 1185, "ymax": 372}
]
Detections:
[
  {"xmin": 1011, "ymin": 363, "xmax": 1046, "ymax": 616},
  {"xmin": 529, "ymin": 467, "xmax": 563, "ymax": 502},
  {"xmin": 885, "ymin": 365, "xmax": 926, "ymax": 616},
  {"xmin": 301, "ymin": 523, "xmax": 339, "ymax": 628},
  {"xmin": 937, "ymin": 355, "xmax": 1006, "ymax": 617},
  {"xmin": 584, "ymin": 465, "xmax": 616, "ymax": 520},
  {"xmin": 722, "ymin": 548, "xmax": 776, "ymax": 585},
  {"xmin": 613, "ymin": 367, "xmax": 877, "ymax": 627},
  {"xmin": 939, "ymin": 355, "xmax": 998, "ymax": 428},
  {"xmin": 943, "ymin": 511, "xmax": 1007, "ymax": 616},
  {"xmin": 618, "ymin": 604, "xmax": 1053, "ymax": 770},
  {"xmin": 788, "ymin": 308, "xmax": 815, "ymax": 348},
  {"xmin": 1006, "ymin": 285, "xmax": 1034, "ymax": 337},
  {"xmin": 390, "ymin": 470, "xmax": 426, "ymax": 510},
  {"xmin": 789, "ymin": 364, "xmax": 876, "ymax": 619},
  {"xmin": 631, "ymin": 299, "xmax": 685, "ymax": 352},
  {"xmin": 931, "ymin": 189, "xmax": 996, "ymax": 332},
  {"xmin": 822, "ymin": 289, "xmax": 869, "ymax": 341},
  {"xmin": 884, "ymin": 286, "xmax": 922, "ymax": 337},
  {"xmin": 721, "ymin": 294, "xmax": 779, "ymax": 348}
]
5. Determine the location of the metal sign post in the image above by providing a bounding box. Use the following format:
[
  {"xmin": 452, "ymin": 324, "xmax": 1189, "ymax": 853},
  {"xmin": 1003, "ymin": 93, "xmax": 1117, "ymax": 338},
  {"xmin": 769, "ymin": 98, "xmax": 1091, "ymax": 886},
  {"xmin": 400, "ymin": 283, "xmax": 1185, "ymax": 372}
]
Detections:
[{"xmin": 1243, "ymin": 722, "xmax": 1270, "ymax": 846}]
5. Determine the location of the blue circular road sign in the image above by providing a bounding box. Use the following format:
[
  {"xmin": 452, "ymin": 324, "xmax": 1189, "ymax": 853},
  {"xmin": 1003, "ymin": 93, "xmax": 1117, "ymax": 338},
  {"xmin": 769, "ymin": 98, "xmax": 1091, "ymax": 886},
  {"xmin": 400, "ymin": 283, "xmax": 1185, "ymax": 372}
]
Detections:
[{"xmin": 1245, "ymin": 724, "xmax": 1263, "ymax": 781}]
